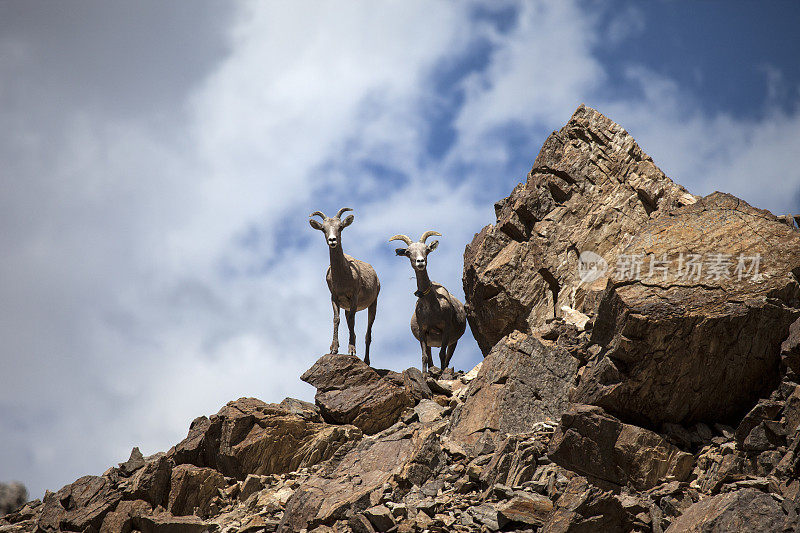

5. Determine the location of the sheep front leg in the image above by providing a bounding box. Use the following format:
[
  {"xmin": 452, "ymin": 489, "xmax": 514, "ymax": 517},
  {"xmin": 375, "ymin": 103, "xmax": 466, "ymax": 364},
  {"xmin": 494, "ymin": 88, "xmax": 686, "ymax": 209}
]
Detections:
[
  {"xmin": 364, "ymin": 298, "xmax": 377, "ymax": 366},
  {"xmin": 330, "ymin": 298, "xmax": 340, "ymax": 354},
  {"xmin": 345, "ymin": 291, "xmax": 360, "ymax": 356},
  {"xmin": 345, "ymin": 308, "xmax": 356, "ymax": 356},
  {"xmin": 419, "ymin": 335, "xmax": 429, "ymax": 373}
]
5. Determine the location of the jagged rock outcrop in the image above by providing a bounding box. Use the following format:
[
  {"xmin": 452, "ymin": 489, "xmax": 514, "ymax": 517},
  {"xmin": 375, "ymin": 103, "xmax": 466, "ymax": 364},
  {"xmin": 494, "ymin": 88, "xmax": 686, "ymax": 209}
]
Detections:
[
  {"xmin": 4, "ymin": 105, "xmax": 800, "ymax": 533},
  {"xmin": 465, "ymin": 105, "xmax": 800, "ymax": 431},
  {"xmin": 575, "ymin": 192, "xmax": 800, "ymax": 426},
  {"xmin": 464, "ymin": 104, "xmax": 697, "ymax": 354},
  {"xmin": 301, "ymin": 354, "xmax": 414, "ymax": 434},
  {"xmin": 169, "ymin": 396, "xmax": 361, "ymax": 478}
]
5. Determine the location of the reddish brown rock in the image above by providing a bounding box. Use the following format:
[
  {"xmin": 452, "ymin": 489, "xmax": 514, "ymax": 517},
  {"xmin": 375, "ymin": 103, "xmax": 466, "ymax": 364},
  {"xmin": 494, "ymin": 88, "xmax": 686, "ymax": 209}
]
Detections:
[
  {"xmin": 37, "ymin": 475, "xmax": 121, "ymax": 532},
  {"xmin": 133, "ymin": 512, "xmax": 213, "ymax": 533},
  {"xmin": 449, "ymin": 332, "xmax": 578, "ymax": 448},
  {"xmin": 544, "ymin": 477, "xmax": 632, "ymax": 533},
  {"xmin": 167, "ymin": 464, "xmax": 226, "ymax": 518},
  {"xmin": 302, "ymin": 354, "xmax": 414, "ymax": 434},
  {"xmin": 122, "ymin": 453, "xmax": 172, "ymax": 507},
  {"xmin": 548, "ymin": 405, "xmax": 693, "ymax": 490},
  {"xmin": 464, "ymin": 105, "xmax": 695, "ymax": 354},
  {"xmin": 169, "ymin": 397, "xmax": 361, "ymax": 479},
  {"xmin": 279, "ymin": 423, "xmax": 440, "ymax": 532},
  {"xmin": 576, "ymin": 193, "xmax": 800, "ymax": 426},
  {"xmin": 479, "ymin": 432, "xmax": 548, "ymax": 488},
  {"xmin": 665, "ymin": 489, "xmax": 790, "ymax": 532},
  {"xmin": 100, "ymin": 499, "xmax": 152, "ymax": 533},
  {"xmin": 497, "ymin": 493, "xmax": 553, "ymax": 526}
]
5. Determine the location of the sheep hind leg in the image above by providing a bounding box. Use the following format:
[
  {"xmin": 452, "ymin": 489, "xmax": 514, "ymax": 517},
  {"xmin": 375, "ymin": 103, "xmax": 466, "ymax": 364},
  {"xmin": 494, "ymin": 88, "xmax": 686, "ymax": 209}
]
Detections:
[
  {"xmin": 419, "ymin": 336, "xmax": 431, "ymax": 373},
  {"xmin": 345, "ymin": 309, "xmax": 356, "ymax": 356},
  {"xmin": 330, "ymin": 299, "xmax": 340, "ymax": 354},
  {"xmin": 438, "ymin": 334, "xmax": 449, "ymax": 371},
  {"xmin": 364, "ymin": 299, "xmax": 377, "ymax": 366},
  {"xmin": 444, "ymin": 339, "xmax": 458, "ymax": 370}
]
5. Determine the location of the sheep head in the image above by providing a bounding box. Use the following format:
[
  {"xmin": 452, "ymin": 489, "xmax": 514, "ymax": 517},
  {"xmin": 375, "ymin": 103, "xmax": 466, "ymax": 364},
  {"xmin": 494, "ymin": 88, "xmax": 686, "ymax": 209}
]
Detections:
[
  {"xmin": 309, "ymin": 208, "xmax": 354, "ymax": 248},
  {"xmin": 389, "ymin": 231, "xmax": 440, "ymax": 271}
]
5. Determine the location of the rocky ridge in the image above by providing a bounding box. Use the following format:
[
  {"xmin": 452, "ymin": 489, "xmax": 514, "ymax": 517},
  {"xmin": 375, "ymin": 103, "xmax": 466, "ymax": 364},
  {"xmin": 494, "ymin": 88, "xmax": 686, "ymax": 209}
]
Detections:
[{"xmin": 3, "ymin": 105, "xmax": 800, "ymax": 532}]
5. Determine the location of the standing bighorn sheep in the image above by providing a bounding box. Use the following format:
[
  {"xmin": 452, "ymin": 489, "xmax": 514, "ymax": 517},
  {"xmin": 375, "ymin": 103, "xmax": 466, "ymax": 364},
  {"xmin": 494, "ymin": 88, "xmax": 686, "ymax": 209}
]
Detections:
[
  {"xmin": 310, "ymin": 208, "xmax": 380, "ymax": 365},
  {"xmin": 390, "ymin": 231, "xmax": 466, "ymax": 373}
]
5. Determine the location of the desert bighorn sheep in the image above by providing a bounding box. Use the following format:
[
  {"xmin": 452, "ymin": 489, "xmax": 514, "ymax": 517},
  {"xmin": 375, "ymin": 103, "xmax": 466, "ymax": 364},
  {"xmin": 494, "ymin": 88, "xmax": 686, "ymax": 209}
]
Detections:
[
  {"xmin": 310, "ymin": 208, "xmax": 380, "ymax": 364},
  {"xmin": 390, "ymin": 231, "xmax": 466, "ymax": 373}
]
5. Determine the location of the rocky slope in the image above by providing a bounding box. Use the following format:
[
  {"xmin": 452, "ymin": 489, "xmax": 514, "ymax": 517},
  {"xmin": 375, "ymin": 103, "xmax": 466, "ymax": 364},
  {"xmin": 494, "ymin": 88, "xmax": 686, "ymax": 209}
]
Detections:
[{"xmin": 3, "ymin": 105, "xmax": 800, "ymax": 533}]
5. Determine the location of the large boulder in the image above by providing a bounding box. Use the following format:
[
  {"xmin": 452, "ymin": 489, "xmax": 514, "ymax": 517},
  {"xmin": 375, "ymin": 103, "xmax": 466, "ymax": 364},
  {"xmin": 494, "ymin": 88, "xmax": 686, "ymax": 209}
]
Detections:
[
  {"xmin": 100, "ymin": 499, "xmax": 152, "ymax": 533},
  {"xmin": 279, "ymin": 422, "xmax": 443, "ymax": 531},
  {"xmin": 464, "ymin": 104, "xmax": 696, "ymax": 354},
  {"xmin": 37, "ymin": 475, "xmax": 122, "ymax": 532},
  {"xmin": 544, "ymin": 476, "xmax": 635, "ymax": 533},
  {"xmin": 301, "ymin": 354, "xmax": 414, "ymax": 434},
  {"xmin": 448, "ymin": 332, "xmax": 578, "ymax": 448},
  {"xmin": 575, "ymin": 192, "xmax": 800, "ymax": 425},
  {"xmin": 167, "ymin": 464, "xmax": 226, "ymax": 518},
  {"xmin": 548, "ymin": 405, "xmax": 694, "ymax": 490},
  {"xmin": 169, "ymin": 397, "xmax": 361, "ymax": 479},
  {"xmin": 665, "ymin": 488, "xmax": 790, "ymax": 532},
  {"xmin": 121, "ymin": 453, "xmax": 173, "ymax": 507}
]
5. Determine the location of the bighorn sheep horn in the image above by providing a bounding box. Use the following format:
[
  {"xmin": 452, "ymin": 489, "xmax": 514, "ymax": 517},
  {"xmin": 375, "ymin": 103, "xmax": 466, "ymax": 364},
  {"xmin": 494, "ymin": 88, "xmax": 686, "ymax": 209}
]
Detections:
[
  {"xmin": 310, "ymin": 211, "xmax": 327, "ymax": 219},
  {"xmin": 336, "ymin": 207, "xmax": 353, "ymax": 219},
  {"xmin": 388, "ymin": 234, "xmax": 413, "ymax": 245},
  {"xmin": 420, "ymin": 231, "xmax": 442, "ymax": 243}
]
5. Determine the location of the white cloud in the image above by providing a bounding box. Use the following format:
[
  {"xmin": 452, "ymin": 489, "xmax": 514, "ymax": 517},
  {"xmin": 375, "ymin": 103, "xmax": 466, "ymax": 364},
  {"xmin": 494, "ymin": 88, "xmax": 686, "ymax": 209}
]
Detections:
[
  {"xmin": 598, "ymin": 66, "xmax": 800, "ymax": 215},
  {"xmin": 452, "ymin": 1, "xmax": 605, "ymax": 159}
]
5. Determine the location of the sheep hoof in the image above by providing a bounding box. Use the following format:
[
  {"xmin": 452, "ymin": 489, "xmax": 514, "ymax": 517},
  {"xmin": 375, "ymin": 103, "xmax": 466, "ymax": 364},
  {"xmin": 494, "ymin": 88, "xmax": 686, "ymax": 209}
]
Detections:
[
  {"xmin": 330, "ymin": 344, "xmax": 339, "ymax": 354},
  {"xmin": 348, "ymin": 345, "xmax": 356, "ymax": 355}
]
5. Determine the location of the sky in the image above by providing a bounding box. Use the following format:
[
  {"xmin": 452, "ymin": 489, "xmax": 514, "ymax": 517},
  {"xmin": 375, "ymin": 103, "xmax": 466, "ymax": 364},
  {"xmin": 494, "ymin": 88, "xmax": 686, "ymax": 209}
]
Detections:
[{"xmin": 1, "ymin": 1, "xmax": 799, "ymax": 499}]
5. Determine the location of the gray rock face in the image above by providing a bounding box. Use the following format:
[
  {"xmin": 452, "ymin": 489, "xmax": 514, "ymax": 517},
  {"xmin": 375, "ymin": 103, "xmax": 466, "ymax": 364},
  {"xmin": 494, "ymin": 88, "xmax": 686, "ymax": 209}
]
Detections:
[
  {"xmin": 449, "ymin": 332, "xmax": 578, "ymax": 448},
  {"xmin": 575, "ymin": 192, "xmax": 800, "ymax": 426},
  {"xmin": 463, "ymin": 104, "xmax": 695, "ymax": 354}
]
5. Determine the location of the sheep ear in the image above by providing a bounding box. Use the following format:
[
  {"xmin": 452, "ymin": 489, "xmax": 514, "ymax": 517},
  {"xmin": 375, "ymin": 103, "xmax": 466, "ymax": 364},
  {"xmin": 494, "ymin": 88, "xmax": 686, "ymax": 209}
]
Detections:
[
  {"xmin": 341, "ymin": 215, "xmax": 354, "ymax": 228},
  {"xmin": 309, "ymin": 219, "xmax": 324, "ymax": 231},
  {"xmin": 395, "ymin": 248, "xmax": 408, "ymax": 256},
  {"xmin": 427, "ymin": 240, "xmax": 439, "ymax": 253}
]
